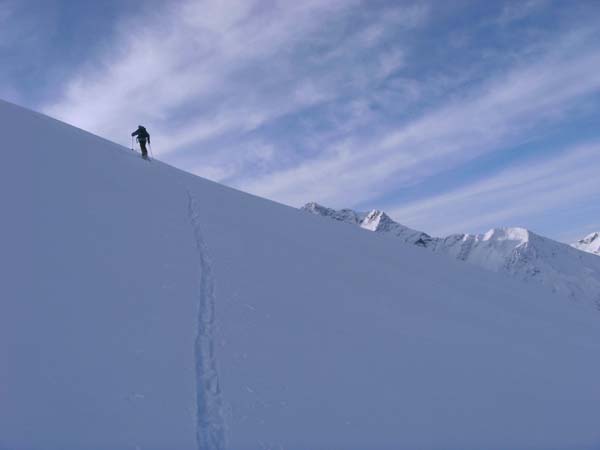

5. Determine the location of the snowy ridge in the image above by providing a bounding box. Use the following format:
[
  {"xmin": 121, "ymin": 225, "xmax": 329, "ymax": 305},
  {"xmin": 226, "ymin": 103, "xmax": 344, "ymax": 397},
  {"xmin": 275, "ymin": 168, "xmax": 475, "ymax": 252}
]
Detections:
[
  {"xmin": 301, "ymin": 201, "xmax": 366, "ymax": 225},
  {"xmin": 572, "ymin": 232, "xmax": 600, "ymax": 255},
  {"xmin": 302, "ymin": 202, "xmax": 432, "ymax": 246},
  {"xmin": 361, "ymin": 210, "xmax": 434, "ymax": 247},
  {"xmin": 434, "ymin": 228, "xmax": 600, "ymax": 308},
  {"xmin": 304, "ymin": 203, "xmax": 600, "ymax": 308},
  {"xmin": 187, "ymin": 191, "xmax": 226, "ymax": 450}
]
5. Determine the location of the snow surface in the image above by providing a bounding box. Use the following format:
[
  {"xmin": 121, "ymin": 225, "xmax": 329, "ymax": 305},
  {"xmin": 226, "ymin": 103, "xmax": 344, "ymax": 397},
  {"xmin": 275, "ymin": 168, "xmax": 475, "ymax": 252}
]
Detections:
[
  {"xmin": 304, "ymin": 203, "xmax": 600, "ymax": 309},
  {"xmin": 3, "ymin": 99, "xmax": 600, "ymax": 450},
  {"xmin": 572, "ymin": 231, "xmax": 600, "ymax": 255}
]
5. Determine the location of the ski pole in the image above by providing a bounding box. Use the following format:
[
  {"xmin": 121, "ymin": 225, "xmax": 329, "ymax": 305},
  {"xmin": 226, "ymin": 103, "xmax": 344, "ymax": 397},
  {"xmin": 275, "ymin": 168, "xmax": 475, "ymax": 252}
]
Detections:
[{"xmin": 131, "ymin": 135, "xmax": 134, "ymax": 152}]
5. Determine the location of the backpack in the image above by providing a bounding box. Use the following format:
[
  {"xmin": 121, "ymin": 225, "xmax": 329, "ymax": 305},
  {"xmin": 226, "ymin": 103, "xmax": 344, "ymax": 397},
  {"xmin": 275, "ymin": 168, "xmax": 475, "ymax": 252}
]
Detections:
[{"xmin": 138, "ymin": 126, "xmax": 149, "ymax": 141}]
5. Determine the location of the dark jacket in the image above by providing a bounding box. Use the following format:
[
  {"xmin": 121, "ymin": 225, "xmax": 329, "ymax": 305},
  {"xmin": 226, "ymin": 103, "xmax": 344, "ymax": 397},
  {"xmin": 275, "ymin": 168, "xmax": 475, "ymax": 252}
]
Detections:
[{"xmin": 132, "ymin": 126, "xmax": 150, "ymax": 143}]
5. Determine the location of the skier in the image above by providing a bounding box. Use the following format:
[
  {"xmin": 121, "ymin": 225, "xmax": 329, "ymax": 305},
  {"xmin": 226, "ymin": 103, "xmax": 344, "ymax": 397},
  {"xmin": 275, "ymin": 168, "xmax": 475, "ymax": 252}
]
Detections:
[{"xmin": 131, "ymin": 125, "xmax": 151, "ymax": 159}]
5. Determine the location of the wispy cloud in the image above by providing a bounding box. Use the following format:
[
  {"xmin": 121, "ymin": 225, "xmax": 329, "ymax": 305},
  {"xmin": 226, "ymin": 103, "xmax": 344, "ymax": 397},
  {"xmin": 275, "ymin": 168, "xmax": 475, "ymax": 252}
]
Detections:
[
  {"xmin": 387, "ymin": 142, "xmax": 600, "ymax": 239},
  {"xmin": 496, "ymin": 0, "xmax": 548, "ymax": 25},
  {"xmin": 43, "ymin": 0, "xmax": 428, "ymax": 166},
  {"xmin": 44, "ymin": 0, "xmax": 406, "ymax": 144},
  {"xmin": 238, "ymin": 27, "xmax": 600, "ymax": 207}
]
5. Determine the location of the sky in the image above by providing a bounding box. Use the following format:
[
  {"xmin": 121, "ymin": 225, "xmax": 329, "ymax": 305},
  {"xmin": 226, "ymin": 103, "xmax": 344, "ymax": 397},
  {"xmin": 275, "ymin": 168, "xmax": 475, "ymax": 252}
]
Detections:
[{"xmin": 2, "ymin": 0, "xmax": 599, "ymax": 242}]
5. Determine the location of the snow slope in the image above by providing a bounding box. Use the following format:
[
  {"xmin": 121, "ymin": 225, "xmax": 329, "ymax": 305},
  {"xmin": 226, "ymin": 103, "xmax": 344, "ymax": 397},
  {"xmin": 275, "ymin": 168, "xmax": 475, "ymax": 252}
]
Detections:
[
  {"xmin": 3, "ymin": 99, "xmax": 600, "ymax": 450},
  {"xmin": 304, "ymin": 203, "xmax": 600, "ymax": 308},
  {"xmin": 573, "ymin": 232, "xmax": 600, "ymax": 255}
]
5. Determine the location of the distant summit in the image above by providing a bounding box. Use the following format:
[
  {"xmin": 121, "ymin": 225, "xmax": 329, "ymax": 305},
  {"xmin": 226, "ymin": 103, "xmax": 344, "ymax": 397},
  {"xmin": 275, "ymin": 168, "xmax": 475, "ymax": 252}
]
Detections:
[
  {"xmin": 301, "ymin": 202, "xmax": 432, "ymax": 246},
  {"xmin": 572, "ymin": 232, "xmax": 600, "ymax": 256},
  {"xmin": 303, "ymin": 203, "xmax": 600, "ymax": 308},
  {"xmin": 301, "ymin": 202, "xmax": 365, "ymax": 225}
]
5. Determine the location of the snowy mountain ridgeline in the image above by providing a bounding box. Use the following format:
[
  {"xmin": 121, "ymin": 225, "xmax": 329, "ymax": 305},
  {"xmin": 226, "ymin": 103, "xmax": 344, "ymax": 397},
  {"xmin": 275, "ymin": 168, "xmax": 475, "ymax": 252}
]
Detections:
[
  {"xmin": 302, "ymin": 202, "xmax": 434, "ymax": 247},
  {"xmin": 3, "ymin": 98, "xmax": 600, "ymax": 450},
  {"xmin": 303, "ymin": 202, "xmax": 600, "ymax": 308},
  {"xmin": 572, "ymin": 231, "xmax": 600, "ymax": 255}
]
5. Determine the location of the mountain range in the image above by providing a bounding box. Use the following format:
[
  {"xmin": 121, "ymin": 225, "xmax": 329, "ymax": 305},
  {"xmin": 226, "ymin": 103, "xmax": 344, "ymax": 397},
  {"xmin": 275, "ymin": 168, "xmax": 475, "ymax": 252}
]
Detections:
[{"xmin": 303, "ymin": 202, "xmax": 600, "ymax": 309}]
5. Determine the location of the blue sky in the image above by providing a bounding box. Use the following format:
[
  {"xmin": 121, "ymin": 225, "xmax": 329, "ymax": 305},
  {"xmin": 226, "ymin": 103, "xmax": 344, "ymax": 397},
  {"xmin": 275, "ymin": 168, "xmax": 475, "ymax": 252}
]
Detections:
[{"xmin": 2, "ymin": 0, "xmax": 599, "ymax": 242}]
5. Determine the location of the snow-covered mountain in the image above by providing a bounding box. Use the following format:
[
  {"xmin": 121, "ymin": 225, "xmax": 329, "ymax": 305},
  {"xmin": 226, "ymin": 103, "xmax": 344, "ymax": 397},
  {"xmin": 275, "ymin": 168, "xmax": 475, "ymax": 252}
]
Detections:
[
  {"xmin": 303, "ymin": 203, "xmax": 600, "ymax": 308},
  {"xmin": 303, "ymin": 202, "xmax": 433, "ymax": 246},
  {"xmin": 3, "ymin": 99, "xmax": 600, "ymax": 450},
  {"xmin": 572, "ymin": 232, "xmax": 600, "ymax": 255}
]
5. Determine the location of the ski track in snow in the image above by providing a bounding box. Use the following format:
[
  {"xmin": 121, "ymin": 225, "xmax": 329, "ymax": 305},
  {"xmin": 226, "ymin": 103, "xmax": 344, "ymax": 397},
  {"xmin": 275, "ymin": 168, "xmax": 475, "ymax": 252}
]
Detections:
[{"xmin": 187, "ymin": 190, "xmax": 227, "ymax": 450}]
